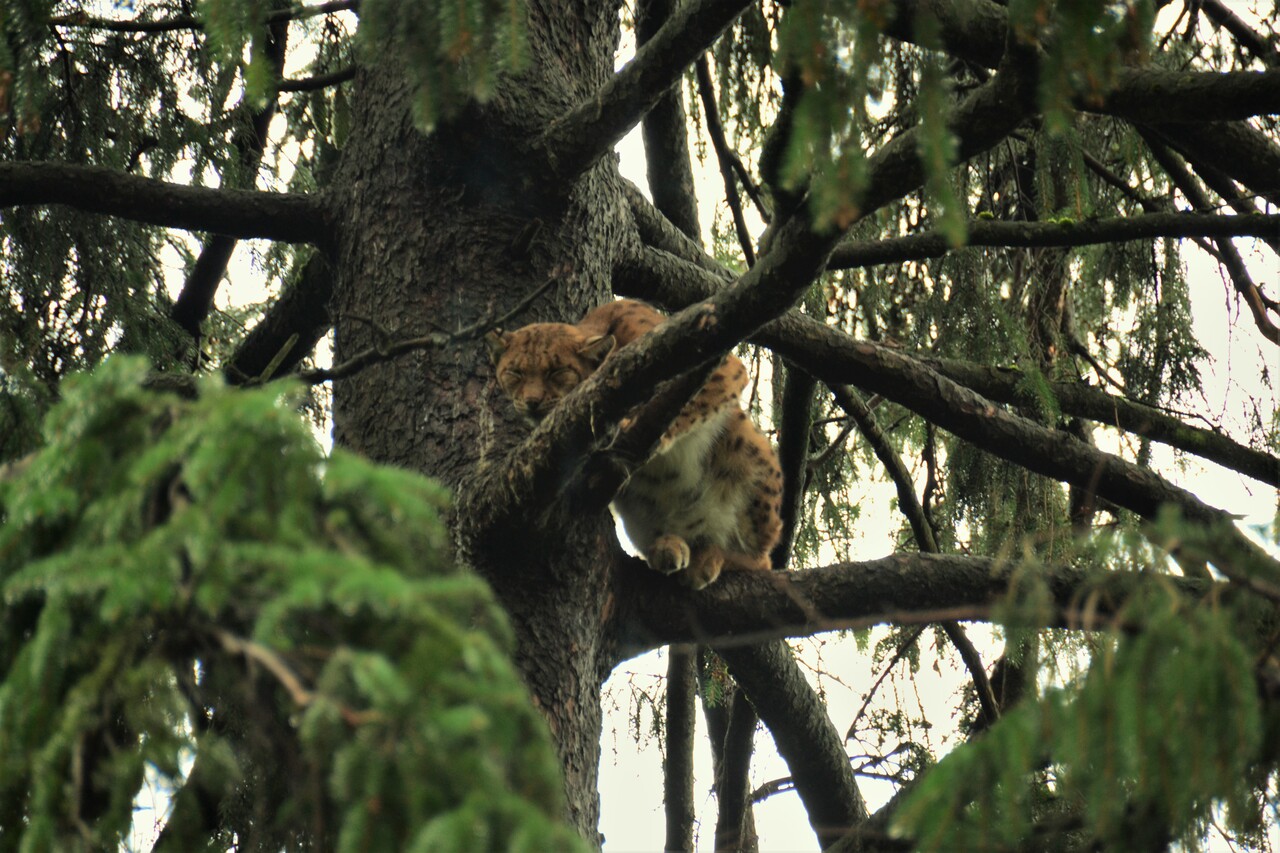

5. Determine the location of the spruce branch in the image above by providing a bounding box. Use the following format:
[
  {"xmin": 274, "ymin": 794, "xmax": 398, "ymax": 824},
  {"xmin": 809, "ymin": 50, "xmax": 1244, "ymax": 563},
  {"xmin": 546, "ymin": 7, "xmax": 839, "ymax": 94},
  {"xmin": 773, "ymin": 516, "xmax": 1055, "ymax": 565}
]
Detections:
[{"xmin": 0, "ymin": 161, "xmax": 328, "ymax": 245}]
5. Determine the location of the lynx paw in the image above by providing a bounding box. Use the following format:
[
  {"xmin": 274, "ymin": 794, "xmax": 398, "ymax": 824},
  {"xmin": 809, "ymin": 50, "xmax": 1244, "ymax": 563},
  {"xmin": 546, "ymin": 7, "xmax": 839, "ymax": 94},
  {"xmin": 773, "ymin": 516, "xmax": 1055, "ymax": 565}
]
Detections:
[
  {"xmin": 680, "ymin": 548, "xmax": 724, "ymax": 591},
  {"xmin": 646, "ymin": 535, "xmax": 690, "ymax": 575}
]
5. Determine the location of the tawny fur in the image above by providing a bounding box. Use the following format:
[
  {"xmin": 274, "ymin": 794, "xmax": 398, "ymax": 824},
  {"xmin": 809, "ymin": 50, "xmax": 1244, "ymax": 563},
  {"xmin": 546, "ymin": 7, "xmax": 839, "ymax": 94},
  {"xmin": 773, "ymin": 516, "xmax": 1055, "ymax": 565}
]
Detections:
[{"xmin": 487, "ymin": 299, "xmax": 783, "ymax": 589}]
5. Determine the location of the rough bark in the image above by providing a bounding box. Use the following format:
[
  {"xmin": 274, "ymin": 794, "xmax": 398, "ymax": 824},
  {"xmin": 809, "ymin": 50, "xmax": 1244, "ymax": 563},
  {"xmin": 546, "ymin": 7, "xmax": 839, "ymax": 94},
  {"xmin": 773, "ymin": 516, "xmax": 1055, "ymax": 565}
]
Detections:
[
  {"xmin": 615, "ymin": 553, "xmax": 1216, "ymax": 655},
  {"xmin": 325, "ymin": 3, "xmax": 632, "ymax": 834}
]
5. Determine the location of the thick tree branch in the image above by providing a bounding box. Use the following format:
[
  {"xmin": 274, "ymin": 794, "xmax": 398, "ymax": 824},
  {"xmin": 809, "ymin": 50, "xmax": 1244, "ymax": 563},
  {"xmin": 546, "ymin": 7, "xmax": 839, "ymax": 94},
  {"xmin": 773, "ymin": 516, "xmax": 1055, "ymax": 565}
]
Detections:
[
  {"xmin": 0, "ymin": 162, "xmax": 329, "ymax": 246},
  {"xmin": 663, "ymin": 646, "xmax": 697, "ymax": 853},
  {"xmin": 617, "ymin": 553, "xmax": 1217, "ymax": 656},
  {"xmin": 637, "ymin": 0, "xmax": 703, "ymax": 246},
  {"xmin": 278, "ymin": 66, "xmax": 356, "ymax": 93},
  {"xmin": 716, "ymin": 641, "xmax": 867, "ymax": 850},
  {"xmin": 772, "ymin": 365, "xmax": 817, "ymax": 569},
  {"xmin": 711, "ymin": 682, "xmax": 759, "ymax": 853},
  {"xmin": 877, "ymin": 0, "xmax": 1280, "ymax": 205},
  {"xmin": 538, "ymin": 0, "xmax": 751, "ymax": 182},
  {"xmin": 225, "ymin": 253, "xmax": 335, "ymax": 383},
  {"xmin": 1096, "ymin": 69, "xmax": 1280, "ymax": 122},
  {"xmin": 614, "ymin": 244, "xmax": 1280, "ymax": 580},
  {"xmin": 619, "ymin": 239, "xmax": 1280, "ymax": 488},
  {"xmin": 920, "ymin": 358, "xmax": 1280, "ymax": 489},
  {"xmin": 827, "ymin": 212, "xmax": 1280, "ymax": 270},
  {"xmin": 1148, "ymin": 120, "xmax": 1280, "ymax": 212}
]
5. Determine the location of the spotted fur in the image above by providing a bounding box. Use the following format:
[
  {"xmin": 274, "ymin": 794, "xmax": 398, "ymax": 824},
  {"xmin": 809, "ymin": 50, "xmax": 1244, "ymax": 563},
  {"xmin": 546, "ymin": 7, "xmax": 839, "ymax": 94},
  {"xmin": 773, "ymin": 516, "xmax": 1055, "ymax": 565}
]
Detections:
[{"xmin": 487, "ymin": 299, "xmax": 783, "ymax": 589}]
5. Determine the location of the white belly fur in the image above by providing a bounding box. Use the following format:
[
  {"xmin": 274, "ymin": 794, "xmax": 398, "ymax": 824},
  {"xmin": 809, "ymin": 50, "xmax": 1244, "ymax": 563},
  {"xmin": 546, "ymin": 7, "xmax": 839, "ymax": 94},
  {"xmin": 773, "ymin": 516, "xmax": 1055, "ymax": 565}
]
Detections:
[{"xmin": 613, "ymin": 409, "xmax": 751, "ymax": 554}]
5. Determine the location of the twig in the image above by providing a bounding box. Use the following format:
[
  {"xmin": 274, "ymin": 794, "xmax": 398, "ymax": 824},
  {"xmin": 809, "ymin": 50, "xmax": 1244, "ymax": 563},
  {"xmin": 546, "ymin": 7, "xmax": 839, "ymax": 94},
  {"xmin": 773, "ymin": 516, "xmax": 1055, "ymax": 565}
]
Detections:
[
  {"xmin": 846, "ymin": 627, "xmax": 925, "ymax": 740},
  {"xmin": 293, "ymin": 274, "xmax": 560, "ymax": 385},
  {"xmin": 695, "ymin": 55, "xmax": 759, "ymax": 266},
  {"xmin": 212, "ymin": 628, "xmax": 314, "ymax": 708}
]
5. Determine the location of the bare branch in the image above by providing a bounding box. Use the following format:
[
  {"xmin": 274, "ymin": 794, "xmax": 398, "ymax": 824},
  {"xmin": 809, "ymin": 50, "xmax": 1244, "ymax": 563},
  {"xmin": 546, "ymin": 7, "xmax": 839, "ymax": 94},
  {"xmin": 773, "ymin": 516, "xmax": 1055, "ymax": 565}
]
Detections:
[
  {"xmin": 48, "ymin": 0, "xmax": 358, "ymax": 34},
  {"xmin": 226, "ymin": 253, "xmax": 335, "ymax": 383},
  {"xmin": 278, "ymin": 66, "xmax": 356, "ymax": 93},
  {"xmin": 1194, "ymin": 0, "xmax": 1280, "ymax": 67},
  {"xmin": 695, "ymin": 55, "xmax": 760, "ymax": 265},
  {"xmin": 0, "ymin": 161, "xmax": 328, "ymax": 245},
  {"xmin": 828, "ymin": 385, "xmax": 1001, "ymax": 726},
  {"xmin": 617, "ymin": 553, "xmax": 1217, "ymax": 655},
  {"xmin": 294, "ymin": 273, "xmax": 559, "ymax": 385},
  {"xmin": 539, "ymin": 0, "xmax": 751, "ymax": 181},
  {"xmin": 827, "ymin": 212, "xmax": 1280, "ymax": 270}
]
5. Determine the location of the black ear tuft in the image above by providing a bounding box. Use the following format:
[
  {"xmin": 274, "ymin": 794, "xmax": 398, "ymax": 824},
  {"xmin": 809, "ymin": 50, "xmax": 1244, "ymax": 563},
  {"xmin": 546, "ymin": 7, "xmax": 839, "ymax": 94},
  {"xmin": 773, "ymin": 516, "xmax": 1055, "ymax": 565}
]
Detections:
[
  {"xmin": 484, "ymin": 330, "xmax": 510, "ymax": 365},
  {"xmin": 579, "ymin": 334, "xmax": 616, "ymax": 365}
]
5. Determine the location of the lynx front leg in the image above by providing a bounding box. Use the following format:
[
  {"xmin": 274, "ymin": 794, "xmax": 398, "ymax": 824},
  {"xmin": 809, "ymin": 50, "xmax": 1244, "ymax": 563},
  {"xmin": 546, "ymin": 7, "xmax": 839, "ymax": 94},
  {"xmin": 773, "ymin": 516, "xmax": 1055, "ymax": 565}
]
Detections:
[
  {"xmin": 644, "ymin": 533, "xmax": 691, "ymax": 575},
  {"xmin": 680, "ymin": 546, "xmax": 725, "ymax": 591}
]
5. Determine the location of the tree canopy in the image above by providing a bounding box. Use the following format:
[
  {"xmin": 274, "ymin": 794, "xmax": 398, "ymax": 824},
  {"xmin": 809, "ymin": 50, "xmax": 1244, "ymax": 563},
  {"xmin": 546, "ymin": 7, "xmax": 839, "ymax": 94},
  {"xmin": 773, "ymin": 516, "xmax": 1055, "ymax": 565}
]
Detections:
[{"xmin": 1, "ymin": 0, "xmax": 1279, "ymax": 851}]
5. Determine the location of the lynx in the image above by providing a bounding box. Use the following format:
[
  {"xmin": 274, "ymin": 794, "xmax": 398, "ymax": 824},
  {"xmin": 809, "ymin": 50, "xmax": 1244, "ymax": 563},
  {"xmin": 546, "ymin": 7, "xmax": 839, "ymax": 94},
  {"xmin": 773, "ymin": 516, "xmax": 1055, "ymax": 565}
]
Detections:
[{"xmin": 486, "ymin": 299, "xmax": 783, "ymax": 589}]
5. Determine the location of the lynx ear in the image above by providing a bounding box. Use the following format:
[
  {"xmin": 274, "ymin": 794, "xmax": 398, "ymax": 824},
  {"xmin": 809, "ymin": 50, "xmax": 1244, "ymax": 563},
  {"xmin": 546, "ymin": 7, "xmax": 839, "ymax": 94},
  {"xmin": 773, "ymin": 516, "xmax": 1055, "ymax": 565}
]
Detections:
[
  {"xmin": 484, "ymin": 329, "xmax": 510, "ymax": 364},
  {"xmin": 580, "ymin": 334, "xmax": 616, "ymax": 365}
]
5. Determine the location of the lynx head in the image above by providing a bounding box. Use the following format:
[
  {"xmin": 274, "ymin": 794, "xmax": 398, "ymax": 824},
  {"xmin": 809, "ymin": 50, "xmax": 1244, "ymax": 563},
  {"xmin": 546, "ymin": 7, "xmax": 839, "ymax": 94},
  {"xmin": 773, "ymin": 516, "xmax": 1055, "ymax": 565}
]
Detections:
[{"xmin": 485, "ymin": 323, "xmax": 616, "ymax": 423}]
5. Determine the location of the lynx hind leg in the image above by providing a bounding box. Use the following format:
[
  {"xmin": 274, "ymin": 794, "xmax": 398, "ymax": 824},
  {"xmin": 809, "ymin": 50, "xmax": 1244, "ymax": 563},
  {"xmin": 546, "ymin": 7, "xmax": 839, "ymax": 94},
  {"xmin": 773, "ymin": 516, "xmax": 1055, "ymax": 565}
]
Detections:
[
  {"xmin": 660, "ymin": 355, "xmax": 750, "ymax": 448},
  {"xmin": 645, "ymin": 533, "xmax": 691, "ymax": 575},
  {"xmin": 745, "ymin": 452, "xmax": 784, "ymax": 567},
  {"xmin": 680, "ymin": 546, "xmax": 726, "ymax": 590}
]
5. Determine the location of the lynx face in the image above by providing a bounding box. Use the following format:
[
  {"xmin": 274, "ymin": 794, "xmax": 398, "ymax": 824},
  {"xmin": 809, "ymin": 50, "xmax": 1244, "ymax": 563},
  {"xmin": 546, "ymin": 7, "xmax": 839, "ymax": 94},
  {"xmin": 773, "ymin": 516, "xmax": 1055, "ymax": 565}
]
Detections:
[{"xmin": 486, "ymin": 324, "xmax": 615, "ymax": 423}]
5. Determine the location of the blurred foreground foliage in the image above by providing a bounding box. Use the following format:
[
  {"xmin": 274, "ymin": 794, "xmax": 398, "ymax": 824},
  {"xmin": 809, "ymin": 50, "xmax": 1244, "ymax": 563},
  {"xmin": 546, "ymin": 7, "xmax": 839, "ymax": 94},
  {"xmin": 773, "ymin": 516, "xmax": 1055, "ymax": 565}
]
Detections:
[{"xmin": 0, "ymin": 357, "xmax": 583, "ymax": 852}]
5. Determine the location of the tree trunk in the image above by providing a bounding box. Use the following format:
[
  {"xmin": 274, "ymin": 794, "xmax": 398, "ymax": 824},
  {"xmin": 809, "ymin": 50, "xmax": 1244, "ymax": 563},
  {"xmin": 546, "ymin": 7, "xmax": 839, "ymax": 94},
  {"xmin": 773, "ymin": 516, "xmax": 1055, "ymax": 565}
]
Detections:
[{"xmin": 326, "ymin": 2, "xmax": 631, "ymax": 837}]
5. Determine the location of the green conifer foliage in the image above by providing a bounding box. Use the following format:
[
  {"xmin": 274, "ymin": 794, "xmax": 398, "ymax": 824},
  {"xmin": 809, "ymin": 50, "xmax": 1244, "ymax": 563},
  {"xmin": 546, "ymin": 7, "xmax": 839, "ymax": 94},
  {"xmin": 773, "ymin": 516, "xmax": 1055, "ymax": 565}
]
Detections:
[{"xmin": 0, "ymin": 357, "xmax": 582, "ymax": 851}]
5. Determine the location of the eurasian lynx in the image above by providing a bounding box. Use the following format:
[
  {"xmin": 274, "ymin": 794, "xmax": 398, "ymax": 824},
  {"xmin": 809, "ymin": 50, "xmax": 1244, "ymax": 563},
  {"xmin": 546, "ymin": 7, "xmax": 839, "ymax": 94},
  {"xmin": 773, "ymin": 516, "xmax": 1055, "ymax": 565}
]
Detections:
[{"xmin": 486, "ymin": 299, "xmax": 783, "ymax": 589}]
